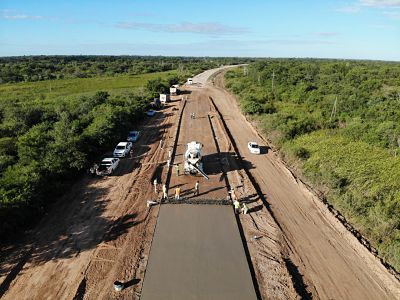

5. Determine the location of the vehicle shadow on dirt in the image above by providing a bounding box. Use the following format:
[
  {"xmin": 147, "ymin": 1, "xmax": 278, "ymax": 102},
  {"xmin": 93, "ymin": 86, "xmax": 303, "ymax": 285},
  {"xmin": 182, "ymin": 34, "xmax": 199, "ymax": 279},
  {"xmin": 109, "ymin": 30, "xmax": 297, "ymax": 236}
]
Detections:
[{"xmin": 203, "ymin": 152, "xmax": 255, "ymax": 175}]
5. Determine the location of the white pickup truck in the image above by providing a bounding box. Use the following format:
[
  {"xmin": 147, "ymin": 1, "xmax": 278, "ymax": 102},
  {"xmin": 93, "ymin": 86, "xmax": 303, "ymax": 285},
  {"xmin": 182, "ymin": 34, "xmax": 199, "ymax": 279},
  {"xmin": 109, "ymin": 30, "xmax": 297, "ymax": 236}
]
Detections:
[
  {"xmin": 96, "ymin": 158, "xmax": 120, "ymax": 176},
  {"xmin": 113, "ymin": 142, "xmax": 132, "ymax": 157}
]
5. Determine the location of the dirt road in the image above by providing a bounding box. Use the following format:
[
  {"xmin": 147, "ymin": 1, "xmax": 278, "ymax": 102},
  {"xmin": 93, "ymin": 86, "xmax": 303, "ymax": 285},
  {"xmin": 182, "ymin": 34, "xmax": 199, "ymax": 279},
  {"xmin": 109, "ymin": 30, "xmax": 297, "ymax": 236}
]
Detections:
[
  {"xmin": 194, "ymin": 67, "xmax": 400, "ymax": 299},
  {"xmin": 0, "ymin": 101, "xmax": 182, "ymax": 300},
  {"xmin": 1, "ymin": 65, "xmax": 399, "ymax": 300}
]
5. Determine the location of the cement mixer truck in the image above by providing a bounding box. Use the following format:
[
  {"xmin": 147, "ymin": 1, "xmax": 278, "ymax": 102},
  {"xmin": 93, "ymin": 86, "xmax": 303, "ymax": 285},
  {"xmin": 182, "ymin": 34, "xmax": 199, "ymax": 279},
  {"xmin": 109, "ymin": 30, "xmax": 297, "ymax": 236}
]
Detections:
[{"xmin": 184, "ymin": 141, "xmax": 209, "ymax": 180}]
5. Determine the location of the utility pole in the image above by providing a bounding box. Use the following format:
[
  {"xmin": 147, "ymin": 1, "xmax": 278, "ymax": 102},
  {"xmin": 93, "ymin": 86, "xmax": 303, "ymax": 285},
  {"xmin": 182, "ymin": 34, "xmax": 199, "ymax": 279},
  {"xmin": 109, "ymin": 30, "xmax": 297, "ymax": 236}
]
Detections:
[
  {"xmin": 330, "ymin": 96, "xmax": 337, "ymax": 122},
  {"xmin": 271, "ymin": 71, "xmax": 275, "ymax": 93}
]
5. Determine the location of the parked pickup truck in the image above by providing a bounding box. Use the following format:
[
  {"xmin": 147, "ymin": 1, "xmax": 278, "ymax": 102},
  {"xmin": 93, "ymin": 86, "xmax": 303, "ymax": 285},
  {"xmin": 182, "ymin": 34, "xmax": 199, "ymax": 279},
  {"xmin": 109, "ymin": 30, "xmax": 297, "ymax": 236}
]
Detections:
[
  {"xmin": 113, "ymin": 142, "xmax": 132, "ymax": 157},
  {"xmin": 96, "ymin": 158, "xmax": 120, "ymax": 176}
]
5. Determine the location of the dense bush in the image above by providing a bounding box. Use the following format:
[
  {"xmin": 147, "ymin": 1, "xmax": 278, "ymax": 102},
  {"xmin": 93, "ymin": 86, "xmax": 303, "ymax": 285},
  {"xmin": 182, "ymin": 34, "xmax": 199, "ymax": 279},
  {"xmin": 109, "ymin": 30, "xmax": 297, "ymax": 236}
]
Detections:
[
  {"xmin": 0, "ymin": 55, "xmax": 255, "ymax": 84},
  {"xmin": 0, "ymin": 84, "xmax": 150, "ymax": 240},
  {"xmin": 225, "ymin": 59, "xmax": 400, "ymax": 271}
]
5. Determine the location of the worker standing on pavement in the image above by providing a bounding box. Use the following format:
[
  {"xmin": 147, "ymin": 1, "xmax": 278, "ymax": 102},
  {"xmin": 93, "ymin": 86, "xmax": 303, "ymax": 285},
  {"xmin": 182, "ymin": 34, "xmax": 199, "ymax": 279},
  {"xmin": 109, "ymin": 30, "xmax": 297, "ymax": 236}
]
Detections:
[
  {"xmin": 153, "ymin": 178, "xmax": 158, "ymax": 194},
  {"xmin": 233, "ymin": 199, "xmax": 240, "ymax": 214},
  {"xmin": 175, "ymin": 187, "xmax": 181, "ymax": 200},
  {"xmin": 194, "ymin": 181, "xmax": 199, "ymax": 196},
  {"xmin": 175, "ymin": 164, "xmax": 180, "ymax": 176},
  {"xmin": 162, "ymin": 184, "xmax": 168, "ymax": 200},
  {"xmin": 230, "ymin": 187, "xmax": 238, "ymax": 201},
  {"xmin": 241, "ymin": 203, "xmax": 249, "ymax": 214}
]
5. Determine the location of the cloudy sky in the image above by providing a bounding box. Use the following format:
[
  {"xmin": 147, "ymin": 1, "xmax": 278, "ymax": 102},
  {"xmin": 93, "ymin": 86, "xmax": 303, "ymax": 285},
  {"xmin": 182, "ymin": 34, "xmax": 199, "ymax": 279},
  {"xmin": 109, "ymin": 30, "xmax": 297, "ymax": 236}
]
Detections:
[{"xmin": 0, "ymin": 0, "xmax": 399, "ymax": 60}]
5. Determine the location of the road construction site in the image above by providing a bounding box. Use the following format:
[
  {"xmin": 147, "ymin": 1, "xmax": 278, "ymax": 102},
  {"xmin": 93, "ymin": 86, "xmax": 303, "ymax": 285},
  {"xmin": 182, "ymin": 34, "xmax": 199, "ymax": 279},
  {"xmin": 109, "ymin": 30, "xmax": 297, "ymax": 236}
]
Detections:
[{"xmin": 1, "ymin": 66, "xmax": 399, "ymax": 300}]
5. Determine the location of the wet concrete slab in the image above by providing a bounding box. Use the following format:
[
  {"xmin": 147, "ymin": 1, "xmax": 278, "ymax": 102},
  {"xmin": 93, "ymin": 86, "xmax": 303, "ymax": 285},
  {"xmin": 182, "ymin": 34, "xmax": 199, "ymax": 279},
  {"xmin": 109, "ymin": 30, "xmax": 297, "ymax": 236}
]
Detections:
[{"xmin": 141, "ymin": 204, "xmax": 257, "ymax": 300}]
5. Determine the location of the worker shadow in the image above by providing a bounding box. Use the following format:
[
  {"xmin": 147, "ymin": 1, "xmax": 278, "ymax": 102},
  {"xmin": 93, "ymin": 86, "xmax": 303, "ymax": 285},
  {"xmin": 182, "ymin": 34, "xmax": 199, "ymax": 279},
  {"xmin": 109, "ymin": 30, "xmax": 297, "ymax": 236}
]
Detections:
[
  {"xmin": 248, "ymin": 205, "xmax": 263, "ymax": 213},
  {"xmin": 169, "ymin": 183, "xmax": 185, "ymax": 189},
  {"xmin": 195, "ymin": 186, "xmax": 226, "ymax": 198},
  {"xmin": 181, "ymin": 188, "xmax": 195, "ymax": 197}
]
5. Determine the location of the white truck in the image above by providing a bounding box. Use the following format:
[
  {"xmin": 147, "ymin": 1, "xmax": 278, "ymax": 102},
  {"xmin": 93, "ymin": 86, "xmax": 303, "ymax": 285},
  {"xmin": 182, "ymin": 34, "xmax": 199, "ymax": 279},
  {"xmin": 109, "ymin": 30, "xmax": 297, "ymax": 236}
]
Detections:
[
  {"xmin": 160, "ymin": 93, "xmax": 170, "ymax": 104},
  {"xmin": 184, "ymin": 141, "xmax": 209, "ymax": 179},
  {"xmin": 187, "ymin": 78, "xmax": 193, "ymax": 85},
  {"xmin": 170, "ymin": 85, "xmax": 179, "ymax": 95},
  {"xmin": 113, "ymin": 142, "xmax": 132, "ymax": 157},
  {"xmin": 96, "ymin": 158, "xmax": 120, "ymax": 176}
]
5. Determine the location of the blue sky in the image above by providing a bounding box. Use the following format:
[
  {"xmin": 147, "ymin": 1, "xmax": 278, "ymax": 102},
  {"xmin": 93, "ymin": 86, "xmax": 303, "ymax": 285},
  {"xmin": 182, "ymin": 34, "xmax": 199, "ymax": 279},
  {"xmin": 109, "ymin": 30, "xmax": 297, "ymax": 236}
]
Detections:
[{"xmin": 1, "ymin": 0, "xmax": 399, "ymax": 60}]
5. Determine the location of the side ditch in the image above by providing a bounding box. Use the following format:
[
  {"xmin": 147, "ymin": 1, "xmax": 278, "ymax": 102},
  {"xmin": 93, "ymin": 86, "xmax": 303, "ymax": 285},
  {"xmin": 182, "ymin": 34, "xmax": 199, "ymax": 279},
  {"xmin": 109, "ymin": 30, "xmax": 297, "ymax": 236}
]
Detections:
[{"xmin": 209, "ymin": 95, "xmax": 311, "ymax": 299}]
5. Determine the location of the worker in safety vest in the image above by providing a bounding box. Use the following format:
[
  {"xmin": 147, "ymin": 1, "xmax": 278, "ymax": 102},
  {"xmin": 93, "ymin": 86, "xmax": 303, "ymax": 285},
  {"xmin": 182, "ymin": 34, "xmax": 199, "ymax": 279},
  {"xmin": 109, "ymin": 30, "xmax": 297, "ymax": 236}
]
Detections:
[
  {"xmin": 175, "ymin": 187, "xmax": 181, "ymax": 200},
  {"xmin": 153, "ymin": 178, "xmax": 158, "ymax": 193},
  {"xmin": 233, "ymin": 200, "xmax": 240, "ymax": 214},
  {"xmin": 241, "ymin": 203, "xmax": 249, "ymax": 214},
  {"xmin": 162, "ymin": 184, "xmax": 168, "ymax": 200},
  {"xmin": 229, "ymin": 188, "xmax": 238, "ymax": 201},
  {"xmin": 194, "ymin": 181, "xmax": 199, "ymax": 196},
  {"xmin": 175, "ymin": 164, "xmax": 180, "ymax": 176}
]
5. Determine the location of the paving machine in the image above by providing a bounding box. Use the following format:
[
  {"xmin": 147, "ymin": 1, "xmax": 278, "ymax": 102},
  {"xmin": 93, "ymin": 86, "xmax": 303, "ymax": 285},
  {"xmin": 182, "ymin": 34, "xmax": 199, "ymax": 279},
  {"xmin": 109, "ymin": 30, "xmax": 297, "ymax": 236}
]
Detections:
[{"xmin": 184, "ymin": 141, "xmax": 209, "ymax": 180}]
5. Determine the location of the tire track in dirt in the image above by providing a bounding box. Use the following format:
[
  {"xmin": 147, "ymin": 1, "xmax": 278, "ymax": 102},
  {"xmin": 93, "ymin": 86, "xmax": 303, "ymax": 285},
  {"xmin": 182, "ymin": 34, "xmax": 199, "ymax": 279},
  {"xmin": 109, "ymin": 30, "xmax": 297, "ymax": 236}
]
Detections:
[
  {"xmin": 0, "ymin": 100, "xmax": 183, "ymax": 300},
  {"xmin": 203, "ymin": 69, "xmax": 400, "ymax": 300},
  {"xmin": 208, "ymin": 95, "xmax": 300, "ymax": 300},
  {"xmin": 80, "ymin": 100, "xmax": 186, "ymax": 300}
]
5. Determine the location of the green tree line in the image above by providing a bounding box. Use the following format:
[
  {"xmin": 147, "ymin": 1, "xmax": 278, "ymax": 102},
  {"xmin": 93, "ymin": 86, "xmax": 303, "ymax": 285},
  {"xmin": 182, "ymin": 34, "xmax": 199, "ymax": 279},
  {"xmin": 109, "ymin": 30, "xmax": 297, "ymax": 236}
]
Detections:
[
  {"xmin": 0, "ymin": 55, "xmax": 254, "ymax": 83},
  {"xmin": 225, "ymin": 59, "xmax": 400, "ymax": 272}
]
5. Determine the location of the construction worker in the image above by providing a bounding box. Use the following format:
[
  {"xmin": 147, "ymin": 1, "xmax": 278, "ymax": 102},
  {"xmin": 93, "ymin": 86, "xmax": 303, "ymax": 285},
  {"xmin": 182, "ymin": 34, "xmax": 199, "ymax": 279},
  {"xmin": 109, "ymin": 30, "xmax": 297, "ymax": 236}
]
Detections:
[
  {"xmin": 194, "ymin": 180, "xmax": 199, "ymax": 196},
  {"xmin": 175, "ymin": 164, "xmax": 180, "ymax": 176},
  {"xmin": 167, "ymin": 159, "xmax": 171, "ymax": 167},
  {"xmin": 233, "ymin": 199, "xmax": 240, "ymax": 214},
  {"xmin": 175, "ymin": 187, "xmax": 181, "ymax": 200},
  {"xmin": 159, "ymin": 139, "xmax": 164, "ymax": 149},
  {"xmin": 153, "ymin": 178, "xmax": 158, "ymax": 194},
  {"xmin": 168, "ymin": 150, "xmax": 172, "ymax": 159},
  {"xmin": 230, "ymin": 188, "xmax": 237, "ymax": 201},
  {"xmin": 241, "ymin": 203, "xmax": 249, "ymax": 214},
  {"xmin": 162, "ymin": 184, "xmax": 168, "ymax": 200},
  {"xmin": 130, "ymin": 149, "xmax": 134, "ymax": 159}
]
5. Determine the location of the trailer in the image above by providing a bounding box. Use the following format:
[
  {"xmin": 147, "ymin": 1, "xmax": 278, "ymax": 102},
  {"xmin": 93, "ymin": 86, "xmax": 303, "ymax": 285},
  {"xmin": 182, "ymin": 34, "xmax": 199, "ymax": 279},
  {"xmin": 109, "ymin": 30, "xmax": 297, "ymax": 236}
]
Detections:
[
  {"xmin": 170, "ymin": 85, "xmax": 179, "ymax": 95},
  {"xmin": 160, "ymin": 93, "xmax": 170, "ymax": 104}
]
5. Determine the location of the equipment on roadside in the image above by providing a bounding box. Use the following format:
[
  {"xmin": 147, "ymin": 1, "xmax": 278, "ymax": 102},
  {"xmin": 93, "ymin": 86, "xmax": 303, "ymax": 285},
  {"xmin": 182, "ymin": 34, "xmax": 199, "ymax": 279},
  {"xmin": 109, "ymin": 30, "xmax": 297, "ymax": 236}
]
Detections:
[
  {"xmin": 160, "ymin": 93, "xmax": 170, "ymax": 104},
  {"xmin": 114, "ymin": 281, "xmax": 124, "ymax": 292},
  {"xmin": 184, "ymin": 141, "xmax": 209, "ymax": 180}
]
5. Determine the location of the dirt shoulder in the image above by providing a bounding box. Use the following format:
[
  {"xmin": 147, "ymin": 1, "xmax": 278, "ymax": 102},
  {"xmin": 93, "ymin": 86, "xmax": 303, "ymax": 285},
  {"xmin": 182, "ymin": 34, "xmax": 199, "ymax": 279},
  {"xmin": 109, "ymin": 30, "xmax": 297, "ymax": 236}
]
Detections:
[
  {"xmin": 200, "ymin": 69, "xmax": 400, "ymax": 300},
  {"xmin": 0, "ymin": 100, "xmax": 182, "ymax": 300}
]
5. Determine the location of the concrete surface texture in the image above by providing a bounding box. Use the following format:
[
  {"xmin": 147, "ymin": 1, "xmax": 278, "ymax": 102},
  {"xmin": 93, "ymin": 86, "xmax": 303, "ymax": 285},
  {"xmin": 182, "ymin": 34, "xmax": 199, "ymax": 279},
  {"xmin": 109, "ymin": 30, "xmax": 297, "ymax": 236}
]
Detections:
[{"xmin": 140, "ymin": 204, "xmax": 257, "ymax": 300}]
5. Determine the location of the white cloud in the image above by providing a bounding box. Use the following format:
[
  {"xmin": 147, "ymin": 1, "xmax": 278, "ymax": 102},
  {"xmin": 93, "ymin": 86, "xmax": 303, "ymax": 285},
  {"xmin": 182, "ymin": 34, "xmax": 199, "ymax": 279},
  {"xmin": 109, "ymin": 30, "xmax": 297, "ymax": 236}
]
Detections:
[
  {"xmin": 316, "ymin": 32, "xmax": 339, "ymax": 37},
  {"xmin": 382, "ymin": 11, "xmax": 400, "ymax": 18},
  {"xmin": 335, "ymin": 5, "xmax": 361, "ymax": 13},
  {"xmin": 3, "ymin": 14, "xmax": 43, "ymax": 20},
  {"xmin": 116, "ymin": 21, "xmax": 247, "ymax": 35},
  {"xmin": 360, "ymin": 0, "xmax": 400, "ymax": 7}
]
